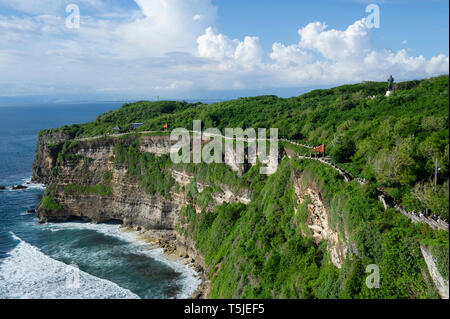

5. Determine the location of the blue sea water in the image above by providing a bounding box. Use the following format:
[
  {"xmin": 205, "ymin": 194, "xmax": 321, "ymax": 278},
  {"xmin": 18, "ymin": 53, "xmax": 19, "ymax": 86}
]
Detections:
[{"xmin": 0, "ymin": 103, "xmax": 200, "ymax": 299}]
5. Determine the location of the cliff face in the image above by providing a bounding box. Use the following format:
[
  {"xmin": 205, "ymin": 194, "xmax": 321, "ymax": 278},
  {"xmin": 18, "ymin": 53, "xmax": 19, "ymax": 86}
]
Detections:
[
  {"xmin": 32, "ymin": 132, "xmax": 253, "ymax": 225},
  {"xmin": 32, "ymin": 131, "xmax": 446, "ymax": 299},
  {"xmin": 32, "ymin": 131, "xmax": 71, "ymax": 184},
  {"xmin": 32, "ymin": 132, "xmax": 252, "ymax": 298},
  {"xmin": 293, "ymin": 172, "xmax": 350, "ymax": 268},
  {"xmin": 32, "ymin": 131, "xmax": 347, "ymax": 272}
]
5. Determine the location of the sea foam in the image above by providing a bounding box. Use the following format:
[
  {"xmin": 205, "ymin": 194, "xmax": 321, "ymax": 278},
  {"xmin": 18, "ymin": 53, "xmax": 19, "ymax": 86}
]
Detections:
[
  {"xmin": 0, "ymin": 233, "xmax": 140, "ymax": 299},
  {"xmin": 40, "ymin": 223, "xmax": 201, "ymax": 299},
  {"xmin": 21, "ymin": 177, "xmax": 46, "ymax": 190}
]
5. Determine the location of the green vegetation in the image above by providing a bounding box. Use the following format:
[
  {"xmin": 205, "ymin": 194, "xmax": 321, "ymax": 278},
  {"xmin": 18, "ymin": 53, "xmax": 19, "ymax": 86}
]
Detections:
[
  {"xmin": 41, "ymin": 100, "xmax": 198, "ymax": 138},
  {"xmin": 178, "ymin": 158, "xmax": 446, "ymax": 298},
  {"xmin": 428, "ymin": 244, "xmax": 449, "ymax": 281},
  {"xmin": 41, "ymin": 76, "xmax": 449, "ymax": 299},
  {"xmin": 102, "ymin": 171, "xmax": 113, "ymax": 183},
  {"xmin": 41, "ymin": 194, "xmax": 62, "ymax": 210},
  {"xmin": 113, "ymin": 135, "xmax": 175, "ymax": 198},
  {"xmin": 41, "ymin": 76, "xmax": 449, "ymax": 218},
  {"xmin": 174, "ymin": 161, "xmax": 248, "ymax": 191}
]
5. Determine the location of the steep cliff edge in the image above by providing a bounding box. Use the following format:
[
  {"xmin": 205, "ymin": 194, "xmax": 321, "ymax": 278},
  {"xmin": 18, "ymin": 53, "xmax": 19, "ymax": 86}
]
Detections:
[
  {"xmin": 32, "ymin": 132, "xmax": 252, "ymax": 298},
  {"xmin": 421, "ymin": 245, "xmax": 449, "ymax": 299},
  {"xmin": 32, "ymin": 129, "xmax": 447, "ymax": 299},
  {"xmin": 293, "ymin": 171, "xmax": 348, "ymax": 268},
  {"xmin": 32, "ymin": 133, "xmax": 250, "ymax": 224}
]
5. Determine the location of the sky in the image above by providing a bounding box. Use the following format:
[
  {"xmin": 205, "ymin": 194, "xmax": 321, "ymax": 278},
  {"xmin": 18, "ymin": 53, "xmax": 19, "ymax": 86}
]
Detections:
[{"xmin": 0, "ymin": 0, "xmax": 448, "ymax": 101}]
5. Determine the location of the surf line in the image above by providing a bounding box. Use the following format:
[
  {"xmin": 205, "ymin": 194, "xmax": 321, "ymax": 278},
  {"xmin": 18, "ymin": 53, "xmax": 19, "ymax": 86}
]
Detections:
[{"xmin": 184, "ymin": 303, "xmax": 219, "ymax": 317}]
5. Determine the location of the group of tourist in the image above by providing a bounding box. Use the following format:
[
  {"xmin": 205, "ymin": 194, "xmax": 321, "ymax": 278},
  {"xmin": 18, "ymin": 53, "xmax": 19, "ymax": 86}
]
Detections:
[{"xmin": 410, "ymin": 210, "xmax": 449, "ymax": 226}]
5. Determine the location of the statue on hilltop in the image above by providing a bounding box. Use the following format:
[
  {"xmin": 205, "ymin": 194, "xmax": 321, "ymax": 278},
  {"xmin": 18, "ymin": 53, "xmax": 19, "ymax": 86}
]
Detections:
[
  {"xmin": 387, "ymin": 75, "xmax": 394, "ymax": 91},
  {"xmin": 386, "ymin": 75, "xmax": 394, "ymax": 97}
]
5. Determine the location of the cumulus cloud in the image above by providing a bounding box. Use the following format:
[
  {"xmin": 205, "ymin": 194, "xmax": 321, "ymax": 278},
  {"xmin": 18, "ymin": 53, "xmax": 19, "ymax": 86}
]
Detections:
[
  {"xmin": 197, "ymin": 27, "xmax": 238, "ymax": 59},
  {"xmin": 196, "ymin": 27, "xmax": 263, "ymax": 67},
  {"xmin": 297, "ymin": 19, "xmax": 371, "ymax": 61},
  {"xmin": 0, "ymin": 0, "xmax": 448, "ymax": 98},
  {"xmin": 265, "ymin": 19, "xmax": 448, "ymax": 85},
  {"xmin": 119, "ymin": 0, "xmax": 217, "ymax": 56},
  {"xmin": 195, "ymin": 18, "xmax": 448, "ymax": 88}
]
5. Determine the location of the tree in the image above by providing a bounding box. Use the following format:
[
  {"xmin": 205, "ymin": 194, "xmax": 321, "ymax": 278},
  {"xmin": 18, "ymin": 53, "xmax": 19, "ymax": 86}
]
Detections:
[{"xmin": 331, "ymin": 139, "xmax": 356, "ymax": 163}]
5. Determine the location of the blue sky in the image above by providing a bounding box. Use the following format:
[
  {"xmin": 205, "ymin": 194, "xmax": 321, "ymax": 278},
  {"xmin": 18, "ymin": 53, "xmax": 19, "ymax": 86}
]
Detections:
[
  {"xmin": 214, "ymin": 0, "xmax": 449, "ymax": 58},
  {"xmin": 0, "ymin": 0, "xmax": 448, "ymax": 101}
]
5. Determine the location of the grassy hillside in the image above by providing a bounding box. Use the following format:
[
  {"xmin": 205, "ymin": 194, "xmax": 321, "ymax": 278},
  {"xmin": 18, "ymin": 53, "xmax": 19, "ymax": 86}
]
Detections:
[
  {"xmin": 44, "ymin": 75, "xmax": 449, "ymax": 218},
  {"xmin": 177, "ymin": 159, "xmax": 446, "ymax": 298},
  {"xmin": 40, "ymin": 76, "xmax": 449, "ymax": 298}
]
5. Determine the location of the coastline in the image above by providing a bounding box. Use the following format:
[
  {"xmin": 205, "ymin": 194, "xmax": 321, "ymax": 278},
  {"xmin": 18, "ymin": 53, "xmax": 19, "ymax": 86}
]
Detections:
[{"xmin": 122, "ymin": 226, "xmax": 210, "ymax": 299}]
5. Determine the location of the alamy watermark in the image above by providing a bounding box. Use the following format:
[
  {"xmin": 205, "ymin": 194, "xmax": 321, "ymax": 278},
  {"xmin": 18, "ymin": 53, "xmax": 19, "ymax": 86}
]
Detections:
[
  {"xmin": 365, "ymin": 264, "xmax": 380, "ymax": 289},
  {"xmin": 365, "ymin": 4, "xmax": 380, "ymax": 29},
  {"xmin": 170, "ymin": 121, "xmax": 279, "ymax": 175},
  {"xmin": 65, "ymin": 4, "xmax": 80, "ymax": 29}
]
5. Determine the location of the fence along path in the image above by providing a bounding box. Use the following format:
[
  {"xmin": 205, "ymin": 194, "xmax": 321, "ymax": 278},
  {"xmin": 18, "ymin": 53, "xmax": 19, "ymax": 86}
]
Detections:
[
  {"xmin": 294, "ymin": 155, "xmax": 448, "ymax": 232},
  {"xmin": 73, "ymin": 130, "xmax": 448, "ymax": 231}
]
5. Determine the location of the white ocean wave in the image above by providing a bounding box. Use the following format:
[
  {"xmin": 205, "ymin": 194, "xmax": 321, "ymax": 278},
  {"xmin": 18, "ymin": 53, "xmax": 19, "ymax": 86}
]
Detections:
[
  {"xmin": 1, "ymin": 176, "xmax": 46, "ymax": 192},
  {"xmin": 41, "ymin": 223, "xmax": 201, "ymax": 299},
  {"xmin": 21, "ymin": 177, "xmax": 46, "ymax": 190},
  {"xmin": 0, "ymin": 232, "xmax": 140, "ymax": 299}
]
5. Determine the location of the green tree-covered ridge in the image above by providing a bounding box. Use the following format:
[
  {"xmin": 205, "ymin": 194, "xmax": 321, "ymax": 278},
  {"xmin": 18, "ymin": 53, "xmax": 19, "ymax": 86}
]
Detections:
[
  {"xmin": 43, "ymin": 76, "xmax": 449, "ymax": 219},
  {"xmin": 40, "ymin": 76, "xmax": 449, "ymax": 298}
]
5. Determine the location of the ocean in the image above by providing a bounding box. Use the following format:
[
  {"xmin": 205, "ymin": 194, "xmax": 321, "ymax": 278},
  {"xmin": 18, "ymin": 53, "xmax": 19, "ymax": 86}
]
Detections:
[{"xmin": 0, "ymin": 103, "xmax": 200, "ymax": 299}]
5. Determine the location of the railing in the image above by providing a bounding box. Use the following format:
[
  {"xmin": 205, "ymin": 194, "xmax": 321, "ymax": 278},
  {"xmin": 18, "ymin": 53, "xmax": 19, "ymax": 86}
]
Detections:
[
  {"xmin": 297, "ymin": 155, "xmax": 448, "ymax": 232},
  {"xmin": 71, "ymin": 131, "xmax": 448, "ymax": 232}
]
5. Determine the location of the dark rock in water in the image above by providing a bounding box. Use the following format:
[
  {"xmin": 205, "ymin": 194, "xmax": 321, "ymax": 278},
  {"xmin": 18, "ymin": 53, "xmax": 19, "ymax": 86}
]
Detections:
[
  {"xmin": 0, "ymin": 185, "xmax": 5, "ymax": 190},
  {"xmin": 12, "ymin": 185, "xmax": 28, "ymax": 190},
  {"xmin": 27, "ymin": 209, "xmax": 36, "ymax": 214}
]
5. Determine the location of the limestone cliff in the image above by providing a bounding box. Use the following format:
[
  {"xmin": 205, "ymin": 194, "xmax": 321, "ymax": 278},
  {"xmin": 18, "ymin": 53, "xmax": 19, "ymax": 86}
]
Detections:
[
  {"xmin": 32, "ymin": 132, "xmax": 252, "ymax": 298},
  {"xmin": 292, "ymin": 169, "xmax": 352, "ymax": 268}
]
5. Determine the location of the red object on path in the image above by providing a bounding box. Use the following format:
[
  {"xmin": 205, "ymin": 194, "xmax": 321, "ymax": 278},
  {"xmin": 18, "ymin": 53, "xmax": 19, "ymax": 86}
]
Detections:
[{"xmin": 312, "ymin": 144, "xmax": 325, "ymax": 153}]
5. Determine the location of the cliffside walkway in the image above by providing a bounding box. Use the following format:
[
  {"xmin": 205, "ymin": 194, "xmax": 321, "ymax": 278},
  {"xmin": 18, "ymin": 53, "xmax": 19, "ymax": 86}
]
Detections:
[
  {"xmin": 73, "ymin": 130, "xmax": 448, "ymax": 231},
  {"xmin": 295, "ymin": 155, "xmax": 448, "ymax": 232}
]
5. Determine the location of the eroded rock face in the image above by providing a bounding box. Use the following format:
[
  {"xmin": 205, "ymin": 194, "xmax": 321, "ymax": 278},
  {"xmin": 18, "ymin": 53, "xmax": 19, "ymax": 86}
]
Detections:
[
  {"xmin": 32, "ymin": 132, "xmax": 252, "ymax": 232},
  {"xmin": 32, "ymin": 132, "xmax": 256, "ymax": 299},
  {"xmin": 293, "ymin": 171, "xmax": 348, "ymax": 268},
  {"xmin": 32, "ymin": 132, "xmax": 71, "ymax": 184},
  {"xmin": 139, "ymin": 136, "xmax": 174, "ymax": 156}
]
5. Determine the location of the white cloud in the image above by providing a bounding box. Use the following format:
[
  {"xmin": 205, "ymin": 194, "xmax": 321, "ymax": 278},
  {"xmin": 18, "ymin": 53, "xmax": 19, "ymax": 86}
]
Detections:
[
  {"xmin": 269, "ymin": 42, "xmax": 313, "ymax": 67},
  {"xmin": 196, "ymin": 27, "xmax": 263, "ymax": 69},
  {"xmin": 195, "ymin": 18, "xmax": 448, "ymax": 89},
  {"xmin": 197, "ymin": 27, "xmax": 238, "ymax": 59},
  {"xmin": 298, "ymin": 19, "xmax": 371, "ymax": 61},
  {"xmin": 114, "ymin": 0, "xmax": 216, "ymax": 56},
  {"xmin": 0, "ymin": 1, "xmax": 448, "ymax": 98},
  {"xmin": 234, "ymin": 36, "xmax": 264, "ymax": 66}
]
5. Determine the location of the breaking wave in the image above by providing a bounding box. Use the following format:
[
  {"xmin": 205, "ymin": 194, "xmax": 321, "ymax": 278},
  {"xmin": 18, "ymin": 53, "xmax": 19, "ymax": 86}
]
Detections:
[{"xmin": 0, "ymin": 233, "xmax": 140, "ymax": 299}]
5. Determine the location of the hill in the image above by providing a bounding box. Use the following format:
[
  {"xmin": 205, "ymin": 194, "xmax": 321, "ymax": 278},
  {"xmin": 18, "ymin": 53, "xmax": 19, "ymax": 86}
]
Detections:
[{"xmin": 34, "ymin": 76, "xmax": 449, "ymax": 298}]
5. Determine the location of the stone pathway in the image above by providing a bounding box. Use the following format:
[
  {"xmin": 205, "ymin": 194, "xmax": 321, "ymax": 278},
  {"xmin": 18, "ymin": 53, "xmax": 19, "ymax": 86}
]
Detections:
[
  {"xmin": 73, "ymin": 130, "xmax": 448, "ymax": 231},
  {"xmin": 295, "ymin": 155, "xmax": 448, "ymax": 232}
]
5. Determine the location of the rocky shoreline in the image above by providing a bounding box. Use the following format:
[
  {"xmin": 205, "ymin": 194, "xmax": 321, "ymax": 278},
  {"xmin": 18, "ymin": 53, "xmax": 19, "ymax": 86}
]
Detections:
[
  {"xmin": 0, "ymin": 185, "xmax": 28, "ymax": 190},
  {"xmin": 123, "ymin": 227, "xmax": 210, "ymax": 299},
  {"xmin": 29, "ymin": 132, "xmax": 246, "ymax": 299}
]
